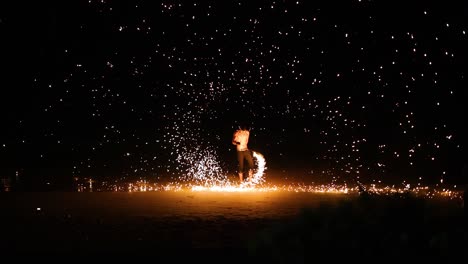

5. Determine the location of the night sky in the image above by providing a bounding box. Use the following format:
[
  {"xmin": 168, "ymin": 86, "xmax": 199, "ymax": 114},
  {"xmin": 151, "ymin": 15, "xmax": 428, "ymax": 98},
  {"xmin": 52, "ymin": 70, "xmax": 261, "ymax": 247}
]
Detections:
[{"xmin": 2, "ymin": 0, "xmax": 467, "ymax": 190}]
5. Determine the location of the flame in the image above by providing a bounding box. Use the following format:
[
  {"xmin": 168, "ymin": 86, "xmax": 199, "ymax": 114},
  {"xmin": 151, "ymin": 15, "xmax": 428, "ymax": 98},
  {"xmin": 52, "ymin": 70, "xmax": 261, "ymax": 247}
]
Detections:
[
  {"xmin": 239, "ymin": 150, "xmax": 267, "ymax": 187},
  {"xmin": 76, "ymin": 150, "xmax": 464, "ymax": 200}
]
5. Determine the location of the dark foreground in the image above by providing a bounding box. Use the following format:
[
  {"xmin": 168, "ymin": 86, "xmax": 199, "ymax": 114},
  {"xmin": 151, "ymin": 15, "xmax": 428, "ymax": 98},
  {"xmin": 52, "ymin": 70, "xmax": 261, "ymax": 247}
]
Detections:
[{"xmin": 1, "ymin": 191, "xmax": 467, "ymax": 261}]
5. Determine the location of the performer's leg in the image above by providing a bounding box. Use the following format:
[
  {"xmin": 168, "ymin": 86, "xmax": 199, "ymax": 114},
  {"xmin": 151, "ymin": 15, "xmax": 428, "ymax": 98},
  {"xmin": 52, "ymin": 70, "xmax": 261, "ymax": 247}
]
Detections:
[
  {"xmin": 237, "ymin": 151, "xmax": 244, "ymax": 183},
  {"xmin": 246, "ymin": 151, "xmax": 254, "ymax": 181}
]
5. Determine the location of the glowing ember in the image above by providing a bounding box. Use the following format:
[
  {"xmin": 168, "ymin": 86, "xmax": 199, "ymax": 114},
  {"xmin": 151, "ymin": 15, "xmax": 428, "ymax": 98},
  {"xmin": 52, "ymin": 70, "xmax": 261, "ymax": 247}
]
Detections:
[
  {"xmin": 174, "ymin": 149, "xmax": 267, "ymax": 189},
  {"xmin": 75, "ymin": 151, "xmax": 463, "ymax": 199},
  {"xmin": 176, "ymin": 147, "xmax": 229, "ymax": 187},
  {"xmin": 110, "ymin": 181, "xmax": 464, "ymax": 200}
]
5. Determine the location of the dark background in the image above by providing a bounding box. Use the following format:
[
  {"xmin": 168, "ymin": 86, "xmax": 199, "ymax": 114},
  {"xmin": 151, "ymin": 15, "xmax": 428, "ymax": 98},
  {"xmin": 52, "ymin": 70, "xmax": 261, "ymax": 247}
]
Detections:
[{"xmin": 1, "ymin": 0, "xmax": 467, "ymax": 190}]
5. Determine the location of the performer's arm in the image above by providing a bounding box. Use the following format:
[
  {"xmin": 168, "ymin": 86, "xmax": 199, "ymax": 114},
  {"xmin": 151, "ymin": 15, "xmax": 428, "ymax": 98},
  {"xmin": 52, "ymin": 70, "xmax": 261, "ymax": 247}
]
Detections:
[{"xmin": 232, "ymin": 132, "xmax": 240, "ymax": 145}]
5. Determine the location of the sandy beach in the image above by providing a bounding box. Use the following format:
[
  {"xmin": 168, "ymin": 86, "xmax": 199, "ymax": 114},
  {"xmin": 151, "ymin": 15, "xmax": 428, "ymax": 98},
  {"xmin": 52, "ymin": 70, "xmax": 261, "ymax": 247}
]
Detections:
[{"xmin": 1, "ymin": 190, "xmax": 466, "ymax": 260}]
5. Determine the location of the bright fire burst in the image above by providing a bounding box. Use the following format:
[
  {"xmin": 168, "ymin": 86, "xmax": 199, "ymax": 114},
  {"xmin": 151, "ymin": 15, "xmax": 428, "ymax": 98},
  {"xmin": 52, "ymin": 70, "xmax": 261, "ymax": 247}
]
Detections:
[
  {"xmin": 190, "ymin": 150, "xmax": 267, "ymax": 191},
  {"xmin": 248, "ymin": 151, "xmax": 267, "ymax": 185},
  {"xmin": 116, "ymin": 181, "xmax": 463, "ymax": 200},
  {"xmin": 76, "ymin": 150, "xmax": 464, "ymax": 200}
]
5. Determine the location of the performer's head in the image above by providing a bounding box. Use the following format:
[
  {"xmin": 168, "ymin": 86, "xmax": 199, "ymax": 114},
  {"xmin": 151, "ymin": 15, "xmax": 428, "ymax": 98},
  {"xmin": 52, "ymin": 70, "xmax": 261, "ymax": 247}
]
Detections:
[{"xmin": 238, "ymin": 121, "xmax": 250, "ymax": 131}]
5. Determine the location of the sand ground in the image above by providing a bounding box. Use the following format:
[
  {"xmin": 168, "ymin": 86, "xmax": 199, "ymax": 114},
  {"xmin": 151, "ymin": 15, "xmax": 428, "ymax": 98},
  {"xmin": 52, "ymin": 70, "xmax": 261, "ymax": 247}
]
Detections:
[{"xmin": 0, "ymin": 190, "xmax": 465, "ymax": 260}]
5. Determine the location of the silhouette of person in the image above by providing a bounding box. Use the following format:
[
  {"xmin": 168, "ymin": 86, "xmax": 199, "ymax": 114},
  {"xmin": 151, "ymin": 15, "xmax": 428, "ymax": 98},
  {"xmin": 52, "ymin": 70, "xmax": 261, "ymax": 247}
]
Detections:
[{"xmin": 232, "ymin": 124, "xmax": 254, "ymax": 184}]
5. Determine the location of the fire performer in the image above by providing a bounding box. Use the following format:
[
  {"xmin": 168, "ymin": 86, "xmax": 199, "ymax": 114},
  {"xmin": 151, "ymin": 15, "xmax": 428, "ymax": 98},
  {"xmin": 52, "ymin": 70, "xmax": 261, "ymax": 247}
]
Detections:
[{"xmin": 232, "ymin": 124, "xmax": 254, "ymax": 184}]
